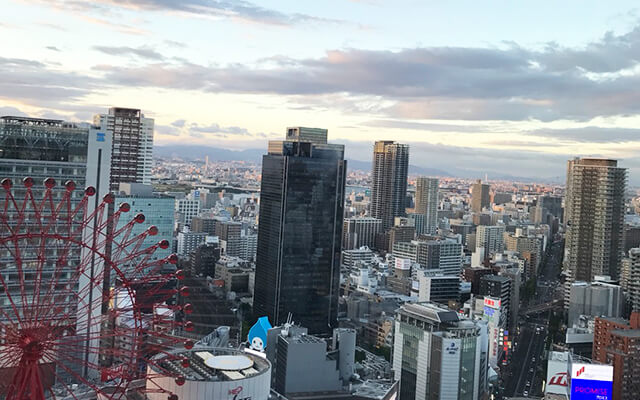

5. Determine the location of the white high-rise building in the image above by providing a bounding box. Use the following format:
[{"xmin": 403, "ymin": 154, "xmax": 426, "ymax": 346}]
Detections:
[
  {"xmin": 94, "ymin": 107, "xmax": 154, "ymax": 191},
  {"xmin": 392, "ymin": 302, "xmax": 489, "ymax": 400},
  {"xmin": 476, "ymin": 225, "xmax": 505, "ymax": 257},
  {"xmin": 342, "ymin": 216, "xmax": 382, "ymax": 250},
  {"xmin": 627, "ymin": 248, "xmax": 640, "ymax": 312}
]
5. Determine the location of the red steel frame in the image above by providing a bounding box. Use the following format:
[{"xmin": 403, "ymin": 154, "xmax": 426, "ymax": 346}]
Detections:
[{"xmin": 0, "ymin": 177, "xmax": 194, "ymax": 400}]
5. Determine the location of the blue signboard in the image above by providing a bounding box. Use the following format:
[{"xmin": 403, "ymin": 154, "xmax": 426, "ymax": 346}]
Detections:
[
  {"xmin": 97, "ymin": 132, "xmax": 105, "ymax": 142},
  {"xmin": 571, "ymin": 379, "xmax": 612, "ymax": 400}
]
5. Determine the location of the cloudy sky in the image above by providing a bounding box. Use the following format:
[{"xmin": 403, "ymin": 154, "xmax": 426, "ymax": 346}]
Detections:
[{"xmin": 3, "ymin": 1, "xmax": 640, "ymax": 182}]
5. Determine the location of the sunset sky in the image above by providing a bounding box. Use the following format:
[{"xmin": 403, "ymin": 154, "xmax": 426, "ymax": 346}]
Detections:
[{"xmin": 3, "ymin": 1, "xmax": 640, "ymax": 182}]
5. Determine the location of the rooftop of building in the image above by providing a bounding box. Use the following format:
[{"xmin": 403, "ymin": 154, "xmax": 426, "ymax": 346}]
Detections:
[
  {"xmin": 152, "ymin": 347, "xmax": 270, "ymax": 382},
  {"xmin": 611, "ymin": 328, "xmax": 640, "ymax": 338},
  {"xmin": 398, "ymin": 302, "xmax": 460, "ymax": 324}
]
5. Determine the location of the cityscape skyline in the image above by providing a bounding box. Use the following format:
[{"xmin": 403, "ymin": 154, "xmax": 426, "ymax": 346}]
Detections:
[{"xmin": 4, "ymin": 1, "xmax": 640, "ymax": 182}]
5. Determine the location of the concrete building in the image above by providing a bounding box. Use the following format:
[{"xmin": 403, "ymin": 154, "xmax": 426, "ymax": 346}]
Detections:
[
  {"xmin": 392, "ymin": 302, "xmax": 489, "ymax": 400},
  {"xmin": 568, "ymin": 279, "xmax": 625, "ymax": 327},
  {"xmin": 593, "ymin": 313, "xmax": 640, "ymax": 400},
  {"xmin": 146, "ymin": 347, "xmax": 271, "ymax": 400},
  {"xmin": 415, "ymin": 238, "xmax": 464, "ymax": 277},
  {"xmin": 175, "ymin": 197, "xmax": 201, "ymax": 227},
  {"xmin": 627, "ymin": 248, "xmax": 640, "ymax": 312},
  {"xmin": 471, "ymin": 180, "xmax": 490, "ymax": 213},
  {"xmin": 189, "ymin": 238, "xmax": 221, "ymax": 277},
  {"xmin": 480, "ymin": 275, "xmax": 513, "ymax": 329},
  {"xmin": 564, "ymin": 158, "xmax": 626, "ymax": 300},
  {"xmin": 370, "ymin": 141, "xmax": 409, "ymax": 231},
  {"xmin": 343, "ymin": 216, "xmax": 383, "ymax": 250},
  {"xmin": 177, "ymin": 227, "xmax": 209, "ymax": 256},
  {"xmin": 388, "ymin": 220, "xmax": 416, "ymax": 252},
  {"xmin": 266, "ymin": 325, "xmax": 355, "ymax": 396},
  {"xmin": 418, "ymin": 269, "xmax": 460, "ymax": 304},
  {"xmin": 191, "ymin": 216, "xmax": 218, "ymax": 235},
  {"xmin": 415, "ymin": 177, "xmax": 439, "ymax": 235},
  {"xmin": 94, "ymin": 107, "xmax": 153, "ymax": 191},
  {"xmin": 476, "ymin": 225, "xmax": 505, "ymax": 258},
  {"xmin": 342, "ymin": 247, "xmax": 375, "ymax": 270}
]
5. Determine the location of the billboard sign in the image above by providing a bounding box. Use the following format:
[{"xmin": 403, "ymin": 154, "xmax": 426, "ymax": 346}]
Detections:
[
  {"xmin": 484, "ymin": 297, "xmax": 501, "ymax": 309},
  {"xmin": 546, "ymin": 355, "xmax": 569, "ymax": 395},
  {"xmin": 570, "ymin": 363, "xmax": 613, "ymax": 400}
]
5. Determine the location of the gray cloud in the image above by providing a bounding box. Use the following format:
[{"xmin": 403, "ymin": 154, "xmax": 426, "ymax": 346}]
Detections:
[
  {"xmin": 93, "ymin": 45, "xmax": 163, "ymax": 60},
  {"xmin": 362, "ymin": 119, "xmax": 493, "ymax": 133},
  {"xmin": 156, "ymin": 124, "xmax": 180, "ymax": 136},
  {"xmin": 93, "ymin": 25, "xmax": 640, "ymax": 121},
  {"xmin": 190, "ymin": 122, "xmax": 251, "ymax": 135},
  {"xmin": 46, "ymin": 46, "xmax": 61, "ymax": 52},
  {"xmin": 38, "ymin": 0, "xmax": 342, "ymax": 27},
  {"xmin": 171, "ymin": 119, "xmax": 186, "ymax": 127},
  {"xmin": 528, "ymin": 126, "xmax": 640, "ymax": 143},
  {"xmin": 0, "ymin": 56, "xmax": 95, "ymax": 104}
]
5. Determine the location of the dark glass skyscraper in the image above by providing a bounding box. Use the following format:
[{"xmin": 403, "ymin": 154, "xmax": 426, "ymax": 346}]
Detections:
[{"xmin": 254, "ymin": 128, "xmax": 346, "ymax": 334}]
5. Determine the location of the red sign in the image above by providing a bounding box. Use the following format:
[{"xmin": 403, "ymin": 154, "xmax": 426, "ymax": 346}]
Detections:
[{"xmin": 549, "ymin": 372, "xmax": 568, "ymax": 387}]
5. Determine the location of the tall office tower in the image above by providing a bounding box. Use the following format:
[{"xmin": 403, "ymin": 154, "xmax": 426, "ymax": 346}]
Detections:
[
  {"xmin": 564, "ymin": 158, "xmax": 626, "ymax": 291},
  {"xmin": 0, "ymin": 115, "xmax": 112, "ymax": 378},
  {"xmin": 370, "ymin": 141, "xmax": 409, "ymax": 231},
  {"xmin": 254, "ymin": 128, "xmax": 346, "ymax": 334},
  {"xmin": 342, "ymin": 216, "xmax": 382, "ymax": 250},
  {"xmin": 94, "ymin": 107, "xmax": 154, "ymax": 191},
  {"xmin": 393, "ymin": 303, "xmax": 489, "ymax": 400},
  {"xmin": 476, "ymin": 225, "xmax": 505, "ymax": 257},
  {"xmin": 471, "ymin": 179, "xmax": 490, "ymax": 213},
  {"xmin": 415, "ymin": 177, "xmax": 439, "ymax": 235}
]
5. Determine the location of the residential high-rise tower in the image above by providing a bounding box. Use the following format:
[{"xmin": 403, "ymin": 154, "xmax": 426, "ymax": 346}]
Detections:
[
  {"xmin": 370, "ymin": 141, "xmax": 409, "ymax": 231},
  {"xmin": 94, "ymin": 107, "xmax": 154, "ymax": 192},
  {"xmin": 254, "ymin": 128, "xmax": 346, "ymax": 334},
  {"xmin": 564, "ymin": 158, "xmax": 626, "ymax": 292},
  {"xmin": 415, "ymin": 177, "xmax": 439, "ymax": 235}
]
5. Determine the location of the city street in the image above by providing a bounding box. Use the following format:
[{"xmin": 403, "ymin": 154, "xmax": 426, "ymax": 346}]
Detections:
[{"xmin": 502, "ymin": 239, "xmax": 563, "ymax": 398}]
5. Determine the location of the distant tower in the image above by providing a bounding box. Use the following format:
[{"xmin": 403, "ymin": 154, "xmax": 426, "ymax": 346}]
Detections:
[
  {"xmin": 564, "ymin": 158, "xmax": 626, "ymax": 292},
  {"xmin": 471, "ymin": 179, "xmax": 490, "ymax": 213},
  {"xmin": 254, "ymin": 127, "xmax": 346, "ymax": 334},
  {"xmin": 94, "ymin": 107, "xmax": 154, "ymax": 192},
  {"xmin": 370, "ymin": 141, "xmax": 409, "ymax": 231},
  {"xmin": 415, "ymin": 177, "xmax": 439, "ymax": 235}
]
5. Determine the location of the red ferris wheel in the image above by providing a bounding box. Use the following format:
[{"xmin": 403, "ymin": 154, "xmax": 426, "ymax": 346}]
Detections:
[{"xmin": 0, "ymin": 177, "xmax": 196, "ymax": 400}]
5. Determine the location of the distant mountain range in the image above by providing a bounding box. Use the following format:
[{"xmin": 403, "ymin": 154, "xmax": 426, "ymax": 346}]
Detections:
[{"xmin": 154, "ymin": 144, "xmax": 558, "ymax": 183}]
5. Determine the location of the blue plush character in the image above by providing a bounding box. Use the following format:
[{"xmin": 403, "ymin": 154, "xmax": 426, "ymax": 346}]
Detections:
[{"xmin": 248, "ymin": 316, "xmax": 272, "ymax": 352}]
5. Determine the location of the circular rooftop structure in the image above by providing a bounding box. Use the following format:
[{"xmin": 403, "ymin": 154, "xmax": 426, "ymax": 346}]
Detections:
[
  {"xmin": 204, "ymin": 354, "xmax": 254, "ymax": 371},
  {"xmin": 147, "ymin": 347, "xmax": 271, "ymax": 400}
]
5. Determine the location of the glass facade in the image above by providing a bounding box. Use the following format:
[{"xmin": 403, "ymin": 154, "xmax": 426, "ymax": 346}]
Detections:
[
  {"xmin": 0, "ymin": 116, "xmax": 89, "ymax": 318},
  {"xmin": 254, "ymin": 140, "xmax": 346, "ymax": 334}
]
